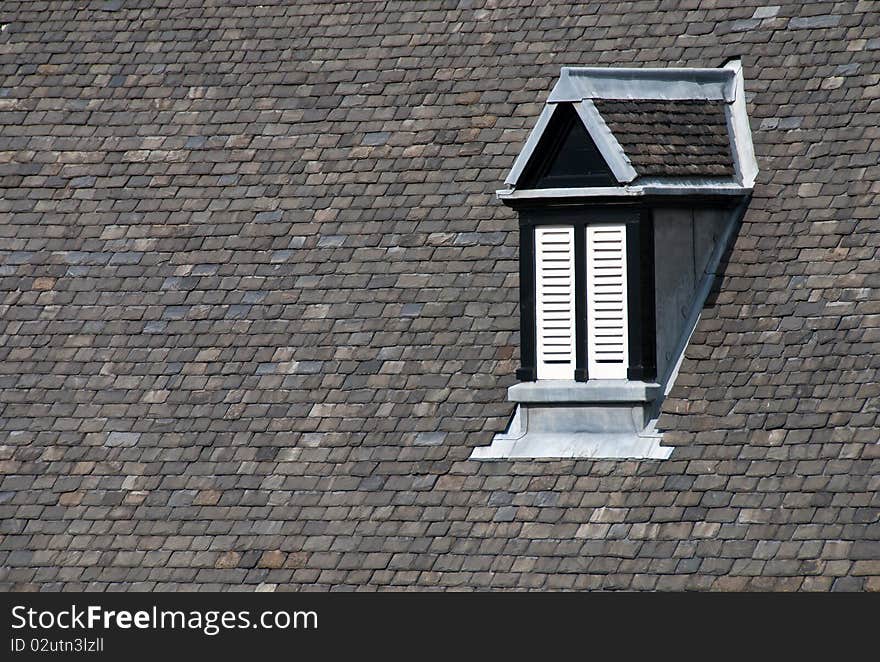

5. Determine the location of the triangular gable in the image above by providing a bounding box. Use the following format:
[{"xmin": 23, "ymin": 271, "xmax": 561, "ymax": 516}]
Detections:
[
  {"xmin": 503, "ymin": 64, "xmax": 757, "ymax": 196},
  {"xmin": 505, "ymin": 102, "xmax": 637, "ymax": 189},
  {"xmin": 518, "ymin": 104, "xmax": 616, "ymax": 189}
]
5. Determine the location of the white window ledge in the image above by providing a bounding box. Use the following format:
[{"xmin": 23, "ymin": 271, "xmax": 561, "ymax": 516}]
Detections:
[{"xmin": 509, "ymin": 379, "xmax": 660, "ymax": 404}]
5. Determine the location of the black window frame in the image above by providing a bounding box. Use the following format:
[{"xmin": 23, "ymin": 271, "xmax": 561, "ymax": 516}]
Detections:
[{"xmin": 516, "ymin": 204, "xmax": 656, "ymax": 383}]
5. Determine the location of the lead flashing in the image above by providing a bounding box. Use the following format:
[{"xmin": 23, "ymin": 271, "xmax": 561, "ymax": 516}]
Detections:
[
  {"xmin": 509, "ymin": 379, "xmax": 660, "ymax": 404},
  {"xmin": 470, "ymin": 431, "xmax": 671, "ymax": 460},
  {"xmin": 724, "ymin": 59, "xmax": 759, "ymax": 188},
  {"xmin": 549, "ymin": 67, "xmax": 736, "ymax": 103}
]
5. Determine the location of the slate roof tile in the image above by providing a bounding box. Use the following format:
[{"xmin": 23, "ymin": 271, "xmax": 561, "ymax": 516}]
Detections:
[
  {"xmin": 1, "ymin": 0, "xmax": 879, "ymax": 592},
  {"xmin": 595, "ymin": 99, "xmax": 734, "ymax": 177}
]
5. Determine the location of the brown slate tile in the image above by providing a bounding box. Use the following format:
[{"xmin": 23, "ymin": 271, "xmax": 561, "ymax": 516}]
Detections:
[{"xmin": 1, "ymin": 0, "xmax": 879, "ymax": 593}]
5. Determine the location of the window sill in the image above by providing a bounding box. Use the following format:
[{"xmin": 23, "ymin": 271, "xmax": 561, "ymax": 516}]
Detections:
[{"xmin": 509, "ymin": 379, "xmax": 660, "ymax": 404}]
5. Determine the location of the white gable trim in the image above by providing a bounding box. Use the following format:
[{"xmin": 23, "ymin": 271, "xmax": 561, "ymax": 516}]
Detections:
[
  {"xmin": 504, "ymin": 103, "xmax": 558, "ymax": 187},
  {"xmin": 504, "ymin": 101, "xmax": 634, "ymax": 188}
]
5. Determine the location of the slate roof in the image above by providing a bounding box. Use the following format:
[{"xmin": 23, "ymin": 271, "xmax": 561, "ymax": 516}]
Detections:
[
  {"xmin": 1, "ymin": 1, "xmax": 879, "ymax": 592},
  {"xmin": 594, "ymin": 100, "xmax": 734, "ymax": 178}
]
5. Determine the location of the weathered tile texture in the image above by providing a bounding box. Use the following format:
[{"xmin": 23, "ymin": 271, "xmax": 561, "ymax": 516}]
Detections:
[
  {"xmin": 594, "ymin": 100, "xmax": 734, "ymax": 177},
  {"xmin": 1, "ymin": 1, "xmax": 879, "ymax": 591}
]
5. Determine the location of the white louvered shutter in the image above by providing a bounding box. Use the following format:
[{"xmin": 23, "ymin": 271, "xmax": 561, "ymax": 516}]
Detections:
[
  {"xmin": 535, "ymin": 225, "xmax": 575, "ymax": 380},
  {"xmin": 586, "ymin": 224, "xmax": 628, "ymax": 379}
]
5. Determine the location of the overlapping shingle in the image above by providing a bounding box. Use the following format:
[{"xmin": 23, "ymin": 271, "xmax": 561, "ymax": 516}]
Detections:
[
  {"xmin": 1, "ymin": 1, "xmax": 879, "ymax": 592},
  {"xmin": 594, "ymin": 100, "xmax": 734, "ymax": 177}
]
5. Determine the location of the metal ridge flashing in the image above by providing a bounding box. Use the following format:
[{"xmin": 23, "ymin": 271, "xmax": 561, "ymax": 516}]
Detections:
[{"xmin": 549, "ymin": 66, "xmax": 736, "ymax": 103}]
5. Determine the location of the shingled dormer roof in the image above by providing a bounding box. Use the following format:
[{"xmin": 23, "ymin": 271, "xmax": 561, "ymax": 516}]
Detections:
[
  {"xmin": 501, "ymin": 64, "xmax": 756, "ymax": 201},
  {"xmin": 593, "ymin": 99, "xmax": 734, "ymax": 178}
]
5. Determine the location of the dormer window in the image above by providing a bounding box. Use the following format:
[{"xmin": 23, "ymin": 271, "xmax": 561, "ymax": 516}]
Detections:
[
  {"xmin": 472, "ymin": 62, "xmax": 757, "ymax": 461},
  {"xmin": 526, "ymin": 207, "xmax": 653, "ymax": 384}
]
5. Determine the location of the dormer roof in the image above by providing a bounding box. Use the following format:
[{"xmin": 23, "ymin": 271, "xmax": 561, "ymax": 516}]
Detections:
[{"xmin": 500, "ymin": 62, "xmax": 757, "ymax": 202}]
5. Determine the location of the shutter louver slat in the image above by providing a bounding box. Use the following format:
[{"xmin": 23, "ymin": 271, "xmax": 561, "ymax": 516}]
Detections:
[
  {"xmin": 587, "ymin": 224, "xmax": 628, "ymax": 379},
  {"xmin": 535, "ymin": 226, "xmax": 575, "ymax": 380}
]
